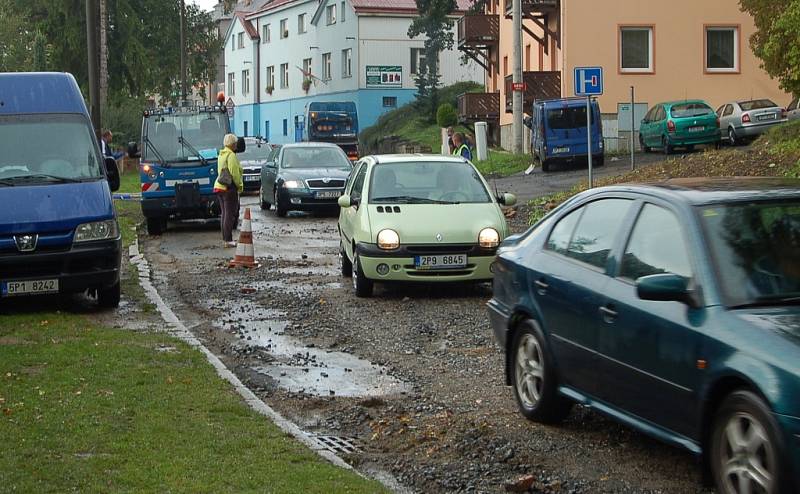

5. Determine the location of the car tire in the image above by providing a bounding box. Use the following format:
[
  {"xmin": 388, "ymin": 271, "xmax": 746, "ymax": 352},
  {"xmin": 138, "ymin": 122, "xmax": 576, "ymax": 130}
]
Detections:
[
  {"xmin": 728, "ymin": 127, "xmax": 738, "ymax": 147},
  {"xmin": 259, "ymin": 186, "xmax": 271, "ymax": 210},
  {"xmin": 594, "ymin": 156, "xmax": 605, "ymax": 167},
  {"xmin": 340, "ymin": 245, "xmax": 353, "ymax": 278},
  {"xmin": 686, "ymin": 145, "xmax": 695, "ymax": 152},
  {"xmin": 710, "ymin": 389, "xmax": 789, "ymax": 494},
  {"xmin": 662, "ymin": 137, "xmax": 673, "ymax": 155},
  {"xmin": 146, "ymin": 217, "xmax": 165, "ymax": 235},
  {"xmin": 510, "ymin": 319, "xmax": 572, "ymax": 423},
  {"xmin": 274, "ymin": 190, "xmax": 287, "ymax": 218},
  {"xmin": 352, "ymin": 253, "xmax": 373, "ymax": 298},
  {"xmin": 542, "ymin": 159, "xmax": 551, "ymax": 172},
  {"xmin": 96, "ymin": 282, "xmax": 121, "ymax": 309},
  {"xmin": 639, "ymin": 134, "xmax": 651, "ymax": 153}
]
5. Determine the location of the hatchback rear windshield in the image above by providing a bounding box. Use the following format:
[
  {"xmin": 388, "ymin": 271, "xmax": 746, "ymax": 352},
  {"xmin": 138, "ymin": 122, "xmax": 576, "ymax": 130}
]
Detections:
[
  {"xmin": 670, "ymin": 103, "xmax": 713, "ymax": 118},
  {"xmin": 739, "ymin": 99, "xmax": 778, "ymax": 111},
  {"xmin": 546, "ymin": 106, "xmax": 594, "ymax": 129},
  {"xmin": 699, "ymin": 200, "xmax": 800, "ymax": 307}
]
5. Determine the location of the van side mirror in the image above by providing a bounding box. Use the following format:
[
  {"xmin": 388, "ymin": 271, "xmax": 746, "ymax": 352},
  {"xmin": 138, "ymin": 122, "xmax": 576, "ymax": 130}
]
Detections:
[
  {"xmin": 127, "ymin": 141, "xmax": 140, "ymax": 159},
  {"xmin": 105, "ymin": 157, "xmax": 120, "ymax": 192},
  {"xmin": 236, "ymin": 137, "xmax": 247, "ymax": 153}
]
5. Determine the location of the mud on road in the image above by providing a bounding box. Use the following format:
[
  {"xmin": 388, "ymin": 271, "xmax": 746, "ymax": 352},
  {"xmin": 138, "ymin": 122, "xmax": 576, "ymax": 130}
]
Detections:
[{"xmin": 142, "ymin": 195, "xmax": 713, "ymax": 494}]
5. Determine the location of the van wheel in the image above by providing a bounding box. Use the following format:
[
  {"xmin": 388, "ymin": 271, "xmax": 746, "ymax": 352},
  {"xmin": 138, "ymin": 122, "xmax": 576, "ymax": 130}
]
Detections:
[
  {"xmin": 594, "ymin": 156, "xmax": 605, "ymax": 167},
  {"xmin": 542, "ymin": 159, "xmax": 551, "ymax": 172},
  {"xmin": 639, "ymin": 133, "xmax": 651, "ymax": 153},
  {"xmin": 146, "ymin": 218, "xmax": 165, "ymax": 235},
  {"xmin": 96, "ymin": 282, "xmax": 120, "ymax": 309},
  {"xmin": 352, "ymin": 253, "xmax": 373, "ymax": 298}
]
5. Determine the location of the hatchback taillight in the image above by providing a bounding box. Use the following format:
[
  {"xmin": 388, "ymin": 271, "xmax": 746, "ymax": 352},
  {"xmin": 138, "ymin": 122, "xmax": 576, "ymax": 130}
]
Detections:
[
  {"xmin": 716, "ymin": 117, "xmax": 721, "ymax": 128},
  {"xmin": 742, "ymin": 113, "xmax": 751, "ymax": 124},
  {"xmin": 667, "ymin": 120, "xmax": 676, "ymax": 132}
]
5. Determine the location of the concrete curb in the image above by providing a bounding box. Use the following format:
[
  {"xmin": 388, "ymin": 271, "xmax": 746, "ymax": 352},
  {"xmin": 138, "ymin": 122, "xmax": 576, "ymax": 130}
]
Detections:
[{"xmin": 128, "ymin": 241, "xmax": 411, "ymax": 493}]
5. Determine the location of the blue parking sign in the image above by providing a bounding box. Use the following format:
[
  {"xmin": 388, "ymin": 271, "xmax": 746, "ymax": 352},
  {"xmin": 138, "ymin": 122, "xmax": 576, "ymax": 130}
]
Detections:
[{"xmin": 574, "ymin": 66, "xmax": 603, "ymax": 96}]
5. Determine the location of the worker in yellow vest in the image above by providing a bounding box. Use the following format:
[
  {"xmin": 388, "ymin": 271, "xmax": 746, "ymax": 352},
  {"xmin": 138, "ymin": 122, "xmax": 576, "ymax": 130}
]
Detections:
[{"xmin": 451, "ymin": 132, "xmax": 473, "ymax": 161}]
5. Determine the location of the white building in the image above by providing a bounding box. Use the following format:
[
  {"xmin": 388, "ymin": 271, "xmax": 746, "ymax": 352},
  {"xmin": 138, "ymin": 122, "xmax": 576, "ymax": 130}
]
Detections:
[{"xmin": 222, "ymin": 0, "xmax": 482, "ymax": 143}]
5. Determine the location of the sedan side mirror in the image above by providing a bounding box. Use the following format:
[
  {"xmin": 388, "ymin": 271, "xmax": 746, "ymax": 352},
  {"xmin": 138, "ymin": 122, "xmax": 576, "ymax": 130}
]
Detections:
[
  {"xmin": 337, "ymin": 194, "xmax": 354, "ymax": 208},
  {"xmin": 105, "ymin": 157, "xmax": 121, "ymax": 192},
  {"xmin": 235, "ymin": 136, "xmax": 247, "ymax": 153},
  {"xmin": 498, "ymin": 193, "xmax": 517, "ymax": 206},
  {"xmin": 636, "ymin": 273, "xmax": 700, "ymax": 307},
  {"xmin": 127, "ymin": 141, "xmax": 140, "ymax": 159}
]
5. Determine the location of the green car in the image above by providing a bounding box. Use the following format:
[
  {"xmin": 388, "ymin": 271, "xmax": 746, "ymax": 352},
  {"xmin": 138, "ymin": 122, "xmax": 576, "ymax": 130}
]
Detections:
[
  {"xmin": 639, "ymin": 100, "xmax": 721, "ymax": 154},
  {"xmin": 337, "ymin": 154, "xmax": 516, "ymax": 297}
]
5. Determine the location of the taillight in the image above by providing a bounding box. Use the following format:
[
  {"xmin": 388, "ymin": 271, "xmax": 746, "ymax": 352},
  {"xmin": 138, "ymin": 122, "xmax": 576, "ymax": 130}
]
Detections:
[
  {"xmin": 716, "ymin": 117, "xmax": 721, "ymax": 128},
  {"xmin": 667, "ymin": 120, "xmax": 676, "ymax": 132},
  {"xmin": 742, "ymin": 113, "xmax": 751, "ymax": 124}
]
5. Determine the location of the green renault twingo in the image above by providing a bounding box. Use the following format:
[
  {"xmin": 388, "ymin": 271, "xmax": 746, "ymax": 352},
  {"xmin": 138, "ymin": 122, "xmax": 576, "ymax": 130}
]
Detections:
[{"xmin": 337, "ymin": 154, "xmax": 516, "ymax": 297}]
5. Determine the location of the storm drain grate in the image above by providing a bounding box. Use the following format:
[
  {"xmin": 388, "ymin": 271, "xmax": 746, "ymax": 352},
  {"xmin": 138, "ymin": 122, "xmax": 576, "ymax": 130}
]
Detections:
[{"xmin": 310, "ymin": 434, "xmax": 363, "ymax": 455}]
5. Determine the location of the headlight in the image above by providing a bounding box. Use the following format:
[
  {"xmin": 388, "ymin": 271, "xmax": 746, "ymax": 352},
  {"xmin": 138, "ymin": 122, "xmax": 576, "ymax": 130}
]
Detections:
[
  {"xmin": 479, "ymin": 228, "xmax": 500, "ymax": 248},
  {"xmin": 283, "ymin": 180, "xmax": 303, "ymax": 189},
  {"xmin": 74, "ymin": 220, "xmax": 119, "ymax": 243},
  {"xmin": 377, "ymin": 229, "xmax": 400, "ymax": 250}
]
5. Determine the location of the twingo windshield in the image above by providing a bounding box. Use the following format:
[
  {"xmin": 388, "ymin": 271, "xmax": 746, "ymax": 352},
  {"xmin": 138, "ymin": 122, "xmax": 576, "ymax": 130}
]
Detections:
[
  {"xmin": 281, "ymin": 147, "xmax": 350, "ymax": 169},
  {"xmin": 699, "ymin": 200, "xmax": 800, "ymax": 307},
  {"xmin": 670, "ymin": 102, "xmax": 713, "ymax": 118},
  {"xmin": 0, "ymin": 114, "xmax": 104, "ymax": 183},
  {"xmin": 142, "ymin": 111, "xmax": 228, "ymax": 166},
  {"xmin": 369, "ymin": 161, "xmax": 492, "ymax": 204}
]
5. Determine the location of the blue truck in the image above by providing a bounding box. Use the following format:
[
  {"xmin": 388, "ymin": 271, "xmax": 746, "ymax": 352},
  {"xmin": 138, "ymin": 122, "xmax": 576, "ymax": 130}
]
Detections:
[
  {"xmin": 0, "ymin": 72, "xmax": 122, "ymax": 307},
  {"xmin": 306, "ymin": 101, "xmax": 359, "ymax": 161},
  {"xmin": 527, "ymin": 97, "xmax": 604, "ymax": 172},
  {"xmin": 129, "ymin": 104, "xmax": 242, "ymax": 235}
]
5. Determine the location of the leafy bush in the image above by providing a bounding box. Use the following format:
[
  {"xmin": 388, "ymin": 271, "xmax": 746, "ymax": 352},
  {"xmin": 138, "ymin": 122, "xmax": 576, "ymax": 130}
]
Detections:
[
  {"xmin": 436, "ymin": 103, "xmax": 458, "ymax": 128},
  {"xmin": 102, "ymin": 94, "xmax": 146, "ymax": 148}
]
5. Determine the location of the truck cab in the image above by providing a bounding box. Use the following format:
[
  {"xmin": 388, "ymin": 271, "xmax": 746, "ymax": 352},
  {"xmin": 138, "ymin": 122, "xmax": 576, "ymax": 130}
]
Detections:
[
  {"xmin": 530, "ymin": 98, "xmax": 604, "ymax": 172},
  {"xmin": 306, "ymin": 101, "xmax": 360, "ymax": 161},
  {"xmin": 131, "ymin": 105, "xmax": 232, "ymax": 235},
  {"xmin": 0, "ymin": 72, "xmax": 122, "ymax": 307}
]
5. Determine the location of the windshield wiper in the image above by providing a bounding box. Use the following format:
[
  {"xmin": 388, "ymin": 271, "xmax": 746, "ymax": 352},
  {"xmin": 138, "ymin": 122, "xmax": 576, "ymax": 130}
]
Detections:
[
  {"xmin": 143, "ymin": 135, "xmax": 167, "ymax": 165},
  {"xmin": 730, "ymin": 295, "xmax": 800, "ymax": 309},
  {"xmin": 0, "ymin": 179, "xmax": 16, "ymax": 186},
  {"xmin": 7, "ymin": 174, "xmax": 84, "ymax": 184},
  {"xmin": 178, "ymin": 135, "xmax": 209, "ymax": 166},
  {"xmin": 373, "ymin": 195, "xmax": 460, "ymax": 205}
]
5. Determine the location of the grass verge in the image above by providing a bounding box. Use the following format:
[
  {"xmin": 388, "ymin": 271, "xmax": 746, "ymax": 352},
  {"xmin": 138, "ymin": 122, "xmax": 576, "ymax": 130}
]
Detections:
[
  {"xmin": 473, "ymin": 150, "xmax": 531, "ymax": 177},
  {"xmin": 0, "ymin": 312, "xmax": 387, "ymax": 493}
]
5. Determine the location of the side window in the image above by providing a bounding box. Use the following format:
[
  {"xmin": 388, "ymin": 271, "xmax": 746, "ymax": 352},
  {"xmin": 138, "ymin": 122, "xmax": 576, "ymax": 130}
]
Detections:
[
  {"xmin": 655, "ymin": 106, "xmax": 666, "ymax": 121},
  {"xmin": 545, "ymin": 207, "xmax": 583, "ymax": 255},
  {"xmin": 715, "ymin": 106, "xmax": 724, "ymax": 117},
  {"xmin": 620, "ymin": 204, "xmax": 692, "ymax": 281},
  {"xmin": 345, "ymin": 162, "xmax": 363, "ymax": 194},
  {"xmin": 643, "ymin": 106, "xmax": 655, "ymax": 122},
  {"xmin": 350, "ymin": 165, "xmax": 368, "ymax": 199},
  {"xmin": 723, "ymin": 104, "xmax": 734, "ymax": 117},
  {"xmin": 565, "ymin": 199, "xmax": 633, "ymax": 269}
]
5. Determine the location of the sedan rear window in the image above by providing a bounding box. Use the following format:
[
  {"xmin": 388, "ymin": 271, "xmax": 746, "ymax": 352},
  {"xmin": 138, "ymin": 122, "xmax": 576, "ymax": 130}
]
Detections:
[
  {"xmin": 739, "ymin": 99, "xmax": 778, "ymax": 111},
  {"xmin": 670, "ymin": 103, "xmax": 713, "ymax": 118}
]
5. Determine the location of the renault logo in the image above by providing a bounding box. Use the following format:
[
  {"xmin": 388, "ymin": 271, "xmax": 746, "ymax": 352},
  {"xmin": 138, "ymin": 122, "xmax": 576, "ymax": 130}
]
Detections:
[
  {"xmin": 435, "ymin": 233, "xmax": 443, "ymax": 242},
  {"xmin": 14, "ymin": 234, "xmax": 38, "ymax": 252}
]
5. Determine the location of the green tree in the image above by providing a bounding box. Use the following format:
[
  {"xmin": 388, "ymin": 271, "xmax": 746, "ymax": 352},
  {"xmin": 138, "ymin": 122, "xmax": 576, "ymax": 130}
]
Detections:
[
  {"xmin": 740, "ymin": 0, "xmax": 800, "ymax": 96},
  {"xmin": 408, "ymin": 0, "xmax": 457, "ymax": 121},
  {"xmin": 436, "ymin": 102, "xmax": 458, "ymax": 128},
  {"xmin": 0, "ymin": 0, "xmax": 33, "ymax": 71}
]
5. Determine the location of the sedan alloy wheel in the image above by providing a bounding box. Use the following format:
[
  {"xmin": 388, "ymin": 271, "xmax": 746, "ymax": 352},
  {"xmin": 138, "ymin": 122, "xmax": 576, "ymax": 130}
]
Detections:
[{"xmin": 515, "ymin": 333, "xmax": 544, "ymax": 408}]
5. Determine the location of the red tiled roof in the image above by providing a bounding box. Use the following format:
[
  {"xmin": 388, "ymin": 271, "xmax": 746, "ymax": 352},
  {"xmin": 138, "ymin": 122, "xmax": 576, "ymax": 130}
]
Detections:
[
  {"xmin": 235, "ymin": 12, "xmax": 260, "ymax": 40},
  {"xmin": 247, "ymin": 0, "xmax": 298, "ymax": 17},
  {"xmin": 351, "ymin": 0, "xmax": 473, "ymax": 13}
]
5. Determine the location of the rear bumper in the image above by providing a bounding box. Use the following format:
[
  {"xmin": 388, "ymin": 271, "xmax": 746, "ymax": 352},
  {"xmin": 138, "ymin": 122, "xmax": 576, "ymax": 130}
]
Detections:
[
  {"xmin": 736, "ymin": 120, "xmax": 786, "ymax": 138},
  {"xmin": 668, "ymin": 130, "xmax": 720, "ymax": 146},
  {"xmin": 0, "ymin": 238, "xmax": 121, "ymax": 294},
  {"xmin": 141, "ymin": 194, "xmax": 219, "ymax": 219},
  {"xmin": 487, "ymin": 298, "xmax": 512, "ymax": 347}
]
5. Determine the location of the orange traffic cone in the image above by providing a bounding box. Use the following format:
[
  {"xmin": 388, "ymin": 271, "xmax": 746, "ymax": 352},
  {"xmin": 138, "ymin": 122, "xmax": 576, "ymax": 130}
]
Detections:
[{"xmin": 229, "ymin": 207, "xmax": 258, "ymax": 268}]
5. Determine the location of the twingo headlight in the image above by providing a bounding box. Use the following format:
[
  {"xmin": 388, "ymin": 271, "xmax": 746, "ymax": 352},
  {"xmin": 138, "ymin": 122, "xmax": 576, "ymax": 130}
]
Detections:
[
  {"xmin": 282, "ymin": 180, "xmax": 304, "ymax": 189},
  {"xmin": 377, "ymin": 229, "xmax": 400, "ymax": 250},
  {"xmin": 479, "ymin": 227, "xmax": 500, "ymax": 248},
  {"xmin": 74, "ymin": 219, "xmax": 119, "ymax": 243}
]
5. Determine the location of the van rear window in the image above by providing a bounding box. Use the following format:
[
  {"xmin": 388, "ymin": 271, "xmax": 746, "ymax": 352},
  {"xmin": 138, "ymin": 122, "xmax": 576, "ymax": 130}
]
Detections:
[
  {"xmin": 546, "ymin": 107, "xmax": 593, "ymax": 129},
  {"xmin": 670, "ymin": 103, "xmax": 713, "ymax": 118}
]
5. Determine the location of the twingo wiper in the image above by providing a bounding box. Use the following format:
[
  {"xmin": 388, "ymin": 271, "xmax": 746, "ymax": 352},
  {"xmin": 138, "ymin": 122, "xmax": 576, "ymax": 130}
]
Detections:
[
  {"xmin": 730, "ymin": 295, "xmax": 800, "ymax": 309},
  {"xmin": 143, "ymin": 134, "xmax": 167, "ymax": 165},
  {"xmin": 177, "ymin": 135, "xmax": 209, "ymax": 166},
  {"xmin": 372, "ymin": 195, "xmax": 458, "ymax": 205}
]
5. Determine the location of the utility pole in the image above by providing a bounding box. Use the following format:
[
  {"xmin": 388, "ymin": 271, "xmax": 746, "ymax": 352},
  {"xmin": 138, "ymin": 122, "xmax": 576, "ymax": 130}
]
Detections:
[
  {"xmin": 85, "ymin": 0, "xmax": 101, "ymax": 133},
  {"xmin": 99, "ymin": 0, "xmax": 108, "ymax": 107},
  {"xmin": 511, "ymin": 0, "xmax": 523, "ymax": 154},
  {"xmin": 180, "ymin": 0, "xmax": 188, "ymax": 104}
]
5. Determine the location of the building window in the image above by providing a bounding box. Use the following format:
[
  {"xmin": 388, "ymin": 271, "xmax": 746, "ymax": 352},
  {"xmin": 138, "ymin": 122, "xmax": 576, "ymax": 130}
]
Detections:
[
  {"xmin": 283, "ymin": 118, "xmax": 288, "ymax": 136},
  {"xmin": 280, "ymin": 18, "xmax": 288, "ymax": 39},
  {"xmin": 341, "ymin": 2, "xmax": 346, "ymax": 22},
  {"xmin": 410, "ymin": 48, "xmax": 426, "ymax": 75},
  {"xmin": 706, "ymin": 26, "xmax": 739, "ymax": 73},
  {"xmin": 525, "ymin": 44, "xmax": 530, "ymax": 71},
  {"xmin": 620, "ymin": 26, "xmax": 654, "ymax": 73},
  {"xmin": 326, "ymin": 4, "xmax": 336, "ymax": 25},
  {"xmin": 243, "ymin": 121, "xmax": 248, "ymax": 137},
  {"xmin": 322, "ymin": 52, "xmax": 332, "ymax": 80},
  {"xmin": 237, "ymin": 32, "xmax": 244, "ymax": 49},
  {"xmin": 242, "ymin": 69, "xmax": 250, "ymax": 95},
  {"xmin": 280, "ymin": 63, "xmax": 289, "ymax": 88},
  {"xmin": 264, "ymin": 121, "xmax": 270, "ymax": 141},
  {"xmin": 298, "ymin": 13, "xmax": 307, "ymax": 34},
  {"xmin": 342, "ymin": 48, "xmax": 352, "ymax": 78},
  {"xmin": 228, "ymin": 72, "xmax": 235, "ymax": 96},
  {"xmin": 303, "ymin": 57, "xmax": 312, "ymax": 77},
  {"xmin": 266, "ymin": 66, "xmax": 275, "ymax": 90},
  {"xmin": 262, "ymin": 24, "xmax": 270, "ymax": 43},
  {"xmin": 383, "ymin": 96, "xmax": 397, "ymax": 108},
  {"xmin": 503, "ymin": 56, "xmax": 508, "ymax": 76}
]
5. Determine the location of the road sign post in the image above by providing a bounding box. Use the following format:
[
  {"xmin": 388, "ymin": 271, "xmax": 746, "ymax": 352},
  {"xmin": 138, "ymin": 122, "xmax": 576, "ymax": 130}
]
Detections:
[{"xmin": 574, "ymin": 67, "xmax": 603, "ymax": 188}]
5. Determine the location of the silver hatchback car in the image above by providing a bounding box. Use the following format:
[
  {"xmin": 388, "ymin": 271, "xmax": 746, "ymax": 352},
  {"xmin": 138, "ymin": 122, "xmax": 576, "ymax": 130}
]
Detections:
[{"xmin": 715, "ymin": 99, "xmax": 786, "ymax": 145}]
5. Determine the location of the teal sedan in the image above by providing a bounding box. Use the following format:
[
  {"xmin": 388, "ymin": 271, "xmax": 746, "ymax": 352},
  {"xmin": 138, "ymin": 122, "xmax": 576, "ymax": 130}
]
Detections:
[
  {"xmin": 640, "ymin": 100, "xmax": 721, "ymax": 154},
  {"xmin": 488, "ymin": 178, "xmax": 800, "ymax": 494}
]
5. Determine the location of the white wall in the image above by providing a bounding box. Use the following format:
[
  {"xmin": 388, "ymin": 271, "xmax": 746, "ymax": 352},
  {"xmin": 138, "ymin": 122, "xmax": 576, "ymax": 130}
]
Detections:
[
  {"xmin": 224, "ymin": 16, "xmax": 258, "ymax": 106},
  {"xmin": 312, "ymin": 0, "xmax": 359, "ymax": 94}
]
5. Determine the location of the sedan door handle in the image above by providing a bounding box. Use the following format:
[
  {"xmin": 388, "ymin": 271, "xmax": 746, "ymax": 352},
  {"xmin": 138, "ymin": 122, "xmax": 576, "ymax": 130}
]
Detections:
[
  {"xmin": 534, "ymin": 279, "xmax": 549, "ymax": 295},
  {"xmin": 599, "ymin": 305, "xmax": 618, "ymax": 322}
]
